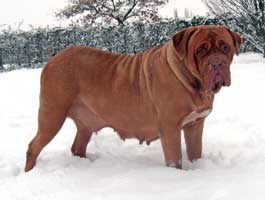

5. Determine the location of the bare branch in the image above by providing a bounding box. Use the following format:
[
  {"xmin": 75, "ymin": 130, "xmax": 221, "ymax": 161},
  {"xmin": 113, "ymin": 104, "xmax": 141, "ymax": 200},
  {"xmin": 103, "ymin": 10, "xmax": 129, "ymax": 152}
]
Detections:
[
  {"xmin": 203, "ymin": 0, "xmax": 265, "ymax": 56},
  {"xmin": 122, "ymin": 0, "xmax": 138, "ymax": 22},
  {"xmin": 56, "ymin": 0, "xmax": 168, "ymax": 26}
]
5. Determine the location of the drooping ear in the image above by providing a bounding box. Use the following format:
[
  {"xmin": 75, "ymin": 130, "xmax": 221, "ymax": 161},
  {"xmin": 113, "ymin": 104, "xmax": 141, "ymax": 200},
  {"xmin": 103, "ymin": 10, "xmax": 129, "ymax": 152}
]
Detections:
[
  {"xmin": 172, "ymin": 27, "xmax": 198, "ymax": 60},
  {"xmin": 225, "ymin": 27, "xmax": 242, "ymax": 55}
]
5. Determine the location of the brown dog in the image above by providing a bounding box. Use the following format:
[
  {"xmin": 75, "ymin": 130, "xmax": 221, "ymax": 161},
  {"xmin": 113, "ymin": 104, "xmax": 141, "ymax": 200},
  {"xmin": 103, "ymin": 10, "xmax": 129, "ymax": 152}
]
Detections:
[{"xmin": 25, "ymin": 25, "xmax": 241, "ymax": 172}]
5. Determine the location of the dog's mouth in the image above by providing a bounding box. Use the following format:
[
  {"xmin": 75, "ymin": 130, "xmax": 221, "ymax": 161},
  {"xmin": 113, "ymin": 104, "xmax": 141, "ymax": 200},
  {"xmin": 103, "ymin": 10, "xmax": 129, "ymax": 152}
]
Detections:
[
  {"xmin": 203, "ymin": 65, "xmax": 230, "ymax": 93},
  {"xmin": 211, "ymin": 74, "xmax": 225, "ymax": 93}
]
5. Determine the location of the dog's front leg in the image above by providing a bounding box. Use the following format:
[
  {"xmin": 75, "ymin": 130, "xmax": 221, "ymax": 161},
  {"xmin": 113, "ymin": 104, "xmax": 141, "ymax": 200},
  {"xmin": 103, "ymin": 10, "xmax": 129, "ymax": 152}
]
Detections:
[
  {"xmin": 159, "ymin": 125, "xmax": 182, "ymax": 169},
  {"xmin": 183, "ymin": 119, "xmax": 205, "ymax": 162}
]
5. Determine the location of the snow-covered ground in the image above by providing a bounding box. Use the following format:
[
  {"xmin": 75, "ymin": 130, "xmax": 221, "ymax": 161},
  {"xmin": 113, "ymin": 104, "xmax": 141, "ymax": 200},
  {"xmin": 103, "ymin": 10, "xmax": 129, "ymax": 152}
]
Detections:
[{"xmin": 1, "ymin": 53, "xmax": 265, "ymax": 199}]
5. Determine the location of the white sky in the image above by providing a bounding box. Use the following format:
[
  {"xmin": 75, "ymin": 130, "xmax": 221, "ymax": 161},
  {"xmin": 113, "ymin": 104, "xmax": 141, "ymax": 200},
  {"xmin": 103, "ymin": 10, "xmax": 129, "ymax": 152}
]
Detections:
[
  {"xmin": 0, "ymin": 0, "xmax": 207, "ymax": 29},
  {"xmin": 0, "ymin": 0, "xmax": 68, "ymax": 29},
  {"xmin": 160, "ymin": 0, "xmax": 208, "ymax": 18}
]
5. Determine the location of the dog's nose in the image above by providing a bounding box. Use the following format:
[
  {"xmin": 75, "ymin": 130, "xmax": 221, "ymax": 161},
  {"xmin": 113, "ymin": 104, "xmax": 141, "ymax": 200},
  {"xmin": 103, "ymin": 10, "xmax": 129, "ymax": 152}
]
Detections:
[
  {"xmin": 212, "ymin": 62, "xmax": 222, "ymax": 69},
  {"xmin": 209, "ymin": 58, "xmax": 223, "ymax": 70}
]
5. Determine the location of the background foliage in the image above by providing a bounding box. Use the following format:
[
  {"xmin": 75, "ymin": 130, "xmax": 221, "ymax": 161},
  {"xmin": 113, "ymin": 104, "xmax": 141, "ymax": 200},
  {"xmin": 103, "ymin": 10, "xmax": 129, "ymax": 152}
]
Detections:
[
  {"xmin": 0, "ymin": 16, "xmax": 255, "ymax": 71},
  {"xmin": 203, "ymin": 0, "xmax": 265, "ymax": 57}
]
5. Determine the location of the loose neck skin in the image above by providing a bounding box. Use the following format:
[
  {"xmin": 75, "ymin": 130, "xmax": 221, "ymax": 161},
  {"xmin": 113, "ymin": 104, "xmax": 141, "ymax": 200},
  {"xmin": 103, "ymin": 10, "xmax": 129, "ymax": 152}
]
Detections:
[
  {"xmin": 163, "ymin": 40, "xmax": 214, "ymax": 110},
  {"xmin": 165, "ymin": 41, "xmax": 198, "ymax": 96}
]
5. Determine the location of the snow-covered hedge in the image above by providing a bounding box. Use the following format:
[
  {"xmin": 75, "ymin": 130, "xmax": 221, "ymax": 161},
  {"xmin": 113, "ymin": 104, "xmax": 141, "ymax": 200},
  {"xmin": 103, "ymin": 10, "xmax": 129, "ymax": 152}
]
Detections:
[{"xmin": 0, "ymin": 16, "xmax": 255, "ymax": 71}]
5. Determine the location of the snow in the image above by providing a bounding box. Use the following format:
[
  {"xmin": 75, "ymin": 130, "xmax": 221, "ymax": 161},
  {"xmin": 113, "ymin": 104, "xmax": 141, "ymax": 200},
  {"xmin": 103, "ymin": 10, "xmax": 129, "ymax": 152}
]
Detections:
[{"xmin": 1, "ymin": 53, "xmax": 265, "ymax": 199}]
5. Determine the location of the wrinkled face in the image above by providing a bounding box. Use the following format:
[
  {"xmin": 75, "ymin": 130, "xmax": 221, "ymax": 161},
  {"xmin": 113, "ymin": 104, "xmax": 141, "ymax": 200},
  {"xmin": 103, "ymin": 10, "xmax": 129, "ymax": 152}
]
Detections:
[{"xmin": 173, "ymin": 26, "xmax": 241, "ymax": 94}]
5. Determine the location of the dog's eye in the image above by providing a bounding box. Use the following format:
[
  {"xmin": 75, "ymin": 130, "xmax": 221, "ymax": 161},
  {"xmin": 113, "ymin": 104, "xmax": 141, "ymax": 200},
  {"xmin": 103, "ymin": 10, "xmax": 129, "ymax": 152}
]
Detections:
[
  {"xmin": 221, "ymin": 43, "xmax": 230, "ymax": 54},
  {"xmin": 196, "ymin": 44, "xmax": 208, "ymax": 57}
]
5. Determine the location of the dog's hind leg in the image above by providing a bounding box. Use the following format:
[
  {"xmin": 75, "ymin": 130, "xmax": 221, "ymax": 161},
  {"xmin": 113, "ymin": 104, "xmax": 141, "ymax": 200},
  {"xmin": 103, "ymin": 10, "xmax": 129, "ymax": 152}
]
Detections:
[
  {"xmin": 24, "ymin": 60, "xmax": 78, "ymax": 172},
  {"xmin": 24, "ymin": 103, "xmax": 68, "ymax": 172},
  {"xmin": 68, "ymin": 102, "xmax": 106, "ymax": 158},
  {"xmin": 71, "ymin": 126, "xmax": 93, "ymax": 158}
]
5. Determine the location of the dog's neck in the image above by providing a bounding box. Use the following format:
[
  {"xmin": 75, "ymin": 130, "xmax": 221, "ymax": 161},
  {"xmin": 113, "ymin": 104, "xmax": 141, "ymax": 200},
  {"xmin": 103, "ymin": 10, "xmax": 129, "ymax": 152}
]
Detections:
[
  {"xmin": 164, "ymin": 41, "xmax": 214, "ymax": 110},
  {"xmin": 165, "ymin": 41, "xmax": 199, "ymax": 95}
]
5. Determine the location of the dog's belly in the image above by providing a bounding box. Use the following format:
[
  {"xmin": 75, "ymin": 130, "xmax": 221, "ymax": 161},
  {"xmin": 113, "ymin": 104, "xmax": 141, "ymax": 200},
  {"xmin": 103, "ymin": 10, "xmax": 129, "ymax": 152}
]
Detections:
[{"xmin": 68, "ymin": 97, "xmax": 159, "ymax": 143}]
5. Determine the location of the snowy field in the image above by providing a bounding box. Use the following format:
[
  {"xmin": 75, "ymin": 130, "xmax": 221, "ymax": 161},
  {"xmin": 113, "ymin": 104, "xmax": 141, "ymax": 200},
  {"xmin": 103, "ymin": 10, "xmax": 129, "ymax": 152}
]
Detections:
[{"xmin": 1, "ymin": 53, "xmax": 265, "ymax": 199}]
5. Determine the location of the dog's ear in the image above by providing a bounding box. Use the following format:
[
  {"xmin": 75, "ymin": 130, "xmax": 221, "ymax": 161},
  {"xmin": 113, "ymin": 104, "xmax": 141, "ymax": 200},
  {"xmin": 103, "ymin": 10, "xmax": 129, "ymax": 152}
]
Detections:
[
  {"xmin": 225, "ymin": 27, "xmax": 242, "ymax": 55},
  {"xmin": 172, "ymin": 27, "xmax": 198, "ymax": 60}
]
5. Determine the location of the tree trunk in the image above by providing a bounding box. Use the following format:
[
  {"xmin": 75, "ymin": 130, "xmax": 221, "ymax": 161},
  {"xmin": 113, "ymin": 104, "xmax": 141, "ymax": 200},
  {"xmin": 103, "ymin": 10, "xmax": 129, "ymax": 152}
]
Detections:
[
  {"xmin": 0, "ymin": 48, "xmax": 3, "ymax": 71},
  {"xmin": 263, "ymin": 44, "xmax": 265, "ymax": 58},
  {"xmin": 263, "ymin": 32, "xmax": 265, "ymax": 58}
]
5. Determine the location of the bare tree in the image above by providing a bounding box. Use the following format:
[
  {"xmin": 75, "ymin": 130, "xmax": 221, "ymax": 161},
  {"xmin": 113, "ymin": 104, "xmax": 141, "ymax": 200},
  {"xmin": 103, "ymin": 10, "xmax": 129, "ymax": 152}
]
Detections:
[
  {"xmin": 184, "ymin": 8, "xmax": 193, "ymax": 19},
  {"xmin": 56, "ymin": 0, "xmax": 168, "ymax": 26},
  {"xmin": 174, "ymin": 8, "xmax": 179, "ymax": 19},
  {"xmin": 0, "ymin": 48, "xmax": 3, "ymax": 70},
  {"xmin": 203, "ymin": 0, "xmax": 265, "ymax": 57}
]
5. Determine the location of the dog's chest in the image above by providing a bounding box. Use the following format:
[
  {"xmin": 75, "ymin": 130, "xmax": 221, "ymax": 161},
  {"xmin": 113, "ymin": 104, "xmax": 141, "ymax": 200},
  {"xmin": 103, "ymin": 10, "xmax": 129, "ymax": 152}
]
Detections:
[
  {"xmin": 181, "ymin": 93, "xmax": 213, "ymax": 127},
  {"xmin": 181, "ymin": 109, "xmax": 211, "ymax": 127}
]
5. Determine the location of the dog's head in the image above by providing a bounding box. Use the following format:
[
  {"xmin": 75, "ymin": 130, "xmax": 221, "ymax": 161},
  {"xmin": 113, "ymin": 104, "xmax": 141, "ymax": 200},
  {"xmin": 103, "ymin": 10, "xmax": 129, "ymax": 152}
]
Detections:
[{"xmin": 172, "ymin": 25, "xmax": 241, "ymax": 93}]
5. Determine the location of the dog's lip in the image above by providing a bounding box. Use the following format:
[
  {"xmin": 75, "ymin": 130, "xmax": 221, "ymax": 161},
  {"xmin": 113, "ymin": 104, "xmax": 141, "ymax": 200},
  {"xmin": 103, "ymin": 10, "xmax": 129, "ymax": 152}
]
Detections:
[
  {"xmin": 209, "ymin": 63, "xmax": 230, "ymax": 85},
  {"xmin": 211, "ymin": 78, "xmax": 224, "ymax": 93},
  {"xmin": 214, "ymin": 74, "xmax": 223, "ymax": 83},
  {"xmin": 203, "ymin": 69, "xmax": 226, "ymax": 93},
  {"xmin": 211, "ymin": 73, "xmax": 225, "ymax": 91}
]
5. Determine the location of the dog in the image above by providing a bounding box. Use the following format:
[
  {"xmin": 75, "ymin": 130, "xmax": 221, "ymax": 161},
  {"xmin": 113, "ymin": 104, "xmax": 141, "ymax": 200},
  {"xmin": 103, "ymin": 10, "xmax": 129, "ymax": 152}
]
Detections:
[{"xmin": 25, "ymin": 25, "xmax": 241, "ymax": 172}]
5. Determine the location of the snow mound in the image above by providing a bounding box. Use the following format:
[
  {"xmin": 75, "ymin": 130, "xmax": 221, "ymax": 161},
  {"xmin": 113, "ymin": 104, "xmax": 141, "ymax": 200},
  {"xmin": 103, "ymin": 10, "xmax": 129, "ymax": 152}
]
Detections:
[{"xmin": 0, "ymin": 159, "xmax": 20, "ymax": 178}]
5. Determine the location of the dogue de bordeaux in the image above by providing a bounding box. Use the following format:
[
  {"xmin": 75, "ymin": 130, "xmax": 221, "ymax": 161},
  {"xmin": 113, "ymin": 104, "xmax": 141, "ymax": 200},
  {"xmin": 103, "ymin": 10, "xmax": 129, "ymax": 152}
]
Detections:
[{"xmin": 25, "ymin": 25, "xmax": 241, "ymax": 172}]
